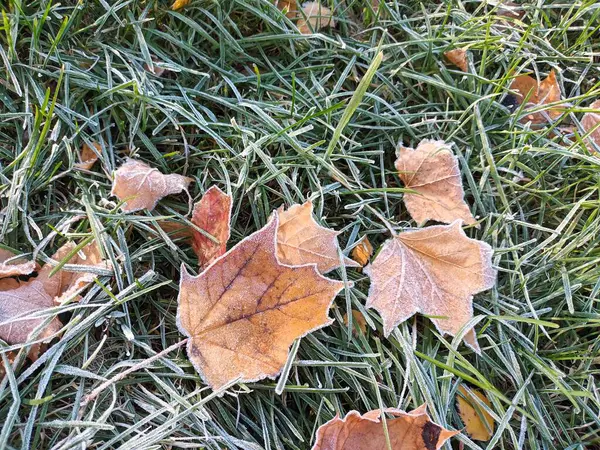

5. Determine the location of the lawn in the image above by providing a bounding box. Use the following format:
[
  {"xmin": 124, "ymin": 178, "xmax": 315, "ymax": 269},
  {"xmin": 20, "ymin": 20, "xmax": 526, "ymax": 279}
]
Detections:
[{"xmin": 1, "ymin": 0, "xmax": 600, "ymax": 449}]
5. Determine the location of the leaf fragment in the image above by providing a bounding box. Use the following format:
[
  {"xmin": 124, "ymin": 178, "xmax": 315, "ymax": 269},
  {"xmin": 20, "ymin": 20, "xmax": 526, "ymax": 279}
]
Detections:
[
  {"xmin": 0, "ymin": 249, "xmax": 36, "ymax": 279},
  {"xmin": 343, "ymin": 310, "xmax": 367, "ymax": 335},
  {"xmin": 444, "ymin": 48, "xmax": 468, "ymax": 72},
  {"xmin": 350, "ymin": 236, "xmax": 373, "ymax": 268},
  {"xmin": 191, "ymin": 186, "xmax": 232, "ymax": 269},
  {"xmin": 581, "ymin": 100, "xmax": 600, "ymax": 151},
  {"xmin": 297, "ymin": 1, "xmax": 335, "ymax": 34},
  {"xmin": 0, "ymin": 241, "xmax": 109, "ymax": 358},
  {"xmin": 75, "ymin": 142, "xmax": 101, "ymax": 170},
  {"xmin": 276, "ymin": 201, "xmax": 359, "ymax": 274},
  {"xmin": 177, "ymin": 213, "xmax": 344, "ymax": 389},
  {"xmin": 275, "ymin": 0, "xmax": 298, "ymax": 18},
  {"xmin": 456, "ymin": 385, "xmax": 495, "ymax": 441},
  {"xmin": 111, "ymin": 159, "xmax": 192, "ymax": 212},
  {"xmin": 171, "ymin": 0, "xmax": 191, "ymax": 10},
  {"xmin": 364, "ymin": 221, "xmax": 496, "ymax": 351},
  {"xmin": 396, "ymin": 140, "xmax": 476, "ymax": 225},
  {"xmin": 508, "ymin": 70, "xmax": 563, "ymax": 124},
  {"xmin": 312, "ymin": 404, "xmax": 458, "ymax": 450}
]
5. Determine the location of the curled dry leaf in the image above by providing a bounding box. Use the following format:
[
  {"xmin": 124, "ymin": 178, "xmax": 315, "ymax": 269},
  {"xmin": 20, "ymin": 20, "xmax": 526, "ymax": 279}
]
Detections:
[
  {"xmin": 581, "ymin": 100, "xmax": 600, "ymax": 151},
  {"xmin": 396, "ymin": 140, "xmax": 476, "ymax": 225},
  {"xmin": 508, "ymin": 70, "xmax": 562, "ymax": 124},
  {"xmin": 444, "ymin": 48, "xmax": 468, "ymax": 72},
  {"xmin": 191, "ymin": 186, "xmax": 232, "ymax": 269},
  {"xmin": 0, "ymin": 249, "xmax": 36, "ymax": 279},
  {"xmin": 456, "ymin": 385, "xmax": 495, "ymax": 441},
  {"xmin": 297, "ymin": 2, "xmax": 335, "ymax": 34},
  {"xmin": 111, "ymin": 159, "xmax": 192, "ymax": 212},
  {"xmin": 0, "ymin": 241, "xmax": 108, "ymax": 359},
  {"xmin": 75, "ymin": 142, "xmax": 101, "ymax": 170},
  {"xmin": 312, "ymin": 404, "xmax": 458, "ymax": 450},
  {"xmin": 364, "ymin": 221, "xmax": 496, "ymax": 351},
  {"xmin": 177, "ymin": 213, "xmax": 344, "ymax": 389},
  {"xmin": 171, "ymin": 0, "xmax": 191, "ymax": 10},
  {"xmin": 276, "ymin": 201, "xmax": 359, "ymax": 274},
  {"xmin": 350, "ymin": 236, "xmax": 374, "ymax": 268}
]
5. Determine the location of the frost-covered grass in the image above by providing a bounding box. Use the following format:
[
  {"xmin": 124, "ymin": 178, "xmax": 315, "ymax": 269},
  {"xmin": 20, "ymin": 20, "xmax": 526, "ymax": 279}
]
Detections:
[{"xmin": 1, "ymin": 0, "xmax": 600, "ymax": 448}]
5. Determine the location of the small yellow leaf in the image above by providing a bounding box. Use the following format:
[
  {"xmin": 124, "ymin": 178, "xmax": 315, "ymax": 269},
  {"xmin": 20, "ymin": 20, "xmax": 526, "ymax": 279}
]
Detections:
[
  {"xmin": 171, "ymin": 0, "xmax": 191, "ymax": 10},
  {"xmin": 350, "ymin": 236, "xmax": 373, "ymax": 267},
  {"xmin": 456, "ymin": 385, "xmax": 495, "ymax": 441}
]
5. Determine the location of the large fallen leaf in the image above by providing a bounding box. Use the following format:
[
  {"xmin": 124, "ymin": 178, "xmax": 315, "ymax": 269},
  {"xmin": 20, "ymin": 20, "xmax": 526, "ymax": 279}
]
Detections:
[
  {"xmin": 177, "ymin": 213, "xmax": 344, "ymax": 389},
  {"xmin": 456, "ymin": 385, "xmax": 495, "ymax": 441},
  {"xmin": 0, "ymin": 241, "xmax": 108, "ymax": 357},
  {"xmin": 111, "ymin": 159, "xmax": 192, "ymax": 212},
  {"xmin": 312, "ymin": 404, "xmax": 458, "ymax": 450},
  {"xmin": 444, "ymin": 48, "xmax": 468, "ymax": 72},
  {"xmin": 75, "ymin": 142, "xmax": 100, "ymax": 170},
  {"xmin": 276, "ymin": 201, "xmax": 359, "ymax": 274},
  {"xmin": 581, "ymin": 100, "xmax": 600, "ymax": 151},
  {"xmin": 191, "ymin": 186, "xmax": 232, "ymax": 269},
  {"xmin": 297, "ymin": 2, "xmax": 335, "ymax": 34},
  {"xmin": 508, "ymin": 70, "xmax": 562, "ymax": 124},
  {"xmin": 395, "ymin": 140, "xmax": 476, "ymax": 225},
  {"xmin": 364, "ymin": 221, "xmax": 496, "ymax": 351},
  {"xmin": 0, "ymin": 249, "xmax": 36, "ymax": 279}
]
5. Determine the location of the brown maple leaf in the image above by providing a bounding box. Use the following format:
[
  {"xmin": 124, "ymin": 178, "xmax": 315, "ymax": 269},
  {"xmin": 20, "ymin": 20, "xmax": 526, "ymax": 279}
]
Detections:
[
  {"xmin": 508, "ymin": 70, "xmax": 563, "ymax": 124},
  {"xmin": 0, "ymin": 249, "xmax": 37, "ymax": 279},
  {"xmin": 396, "ymin": 140, "xmax": 476, "ymax": 225},
  {"xmin": 364, "ymin": 221, "xmax": 496, "ymax": 351},
  {"xmin": 312, "ymin": 404, "xmax": 458, "ymax": 450},
  {"xmin": 297, "ymin": 2, "xmax": 335, "ymax": 34},
  {"xmin": 0, "ymin": 241, "xmax": 108, "ymax": 358},
  {"xmin": 191, "ymin": 186, "xmax": 232, "ymax": 269},
  {"xmin": 75, "ymin": 142, "xmax": 101, "ymax": 170},
  {"xmin": 581, "ymin": 100, "xmax": 600, "ymax": 151},
  {"xmin": 111, "ymin": 159, "xmax": 192, "ymax": 212},
  {"xmin": 177, "ymin": 212, "xmax": 345, "ymax": 389},
  {"xmin": 444, "ymin": 48, "xmax": 468, "ymax": 72},
  {"xmin": 276, "ymin": 201, "xmax": 359, "ymax": 274}
]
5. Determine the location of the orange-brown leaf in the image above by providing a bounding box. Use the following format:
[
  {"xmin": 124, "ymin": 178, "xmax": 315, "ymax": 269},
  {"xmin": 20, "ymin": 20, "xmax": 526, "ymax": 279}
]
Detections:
[
  {"xmin": 364, "ymin": 222, "xmax": 496, "ymax": 351},
  {"xmin": 171, "ymin": 0, "xmax": 190, "ymax": 10},
  {"xmin": 0, "ymin": 249, "xmax": 36, "ymax": 279},
  {"xmin": 75, "ymin": 142, "xmax": 101, "ymax": 170},
  {"xmin": 509, "ymin": 70, "xmax": 562, "ymax": 124},
  {"xmin": 0, "ymin": 241, "xmax": 109, "ymax": 358},
  {"xmin": 177, "ymin": 213, "xmax": 344, "ymax": 389},
  {"xmin": 396, "ymin": 140, "xmax": 476, "ymax": 225},
  {"xmin": 312, "ymin": 404, "xmax": 458, "ymax": 450},
  {"xmin": 111, "ymin": 159, "xmax": 192, "ymax": 212},
  {"xmin": 581, "ymin": 100, "xmax": 600, "ymax": 151},
  {"xmin": 444, "ymin": 48, "xmax": 468, "ymax": 72},
  {"xmin": 277, "ymin": 201, "xmax": 359, "ymax": 274},
  {"xmin": 274, "ymin": 0, "xmax": 298, "ymax": 18},
  {"xmin": 297, "ymin": 2, "xmax": 335, "ymax": 34},
  {"xmin": 191, "ymin": 186, "xmax": 232, "ymax": 269},
  {"xmin": 343, "ymin": 309, "xmax": 367, "ymax": 335},
  {"xmin": 350, "ymin": 236, "xmax": 373, "ymax": 267},
  {"xmin": 457, "ymin": 385, "xmax": 495, "ymax": 441}
]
